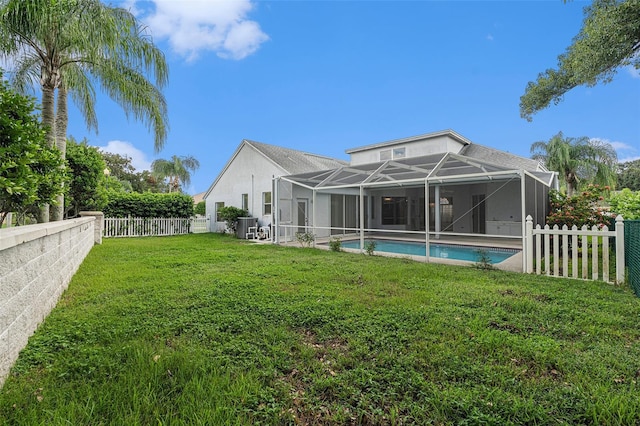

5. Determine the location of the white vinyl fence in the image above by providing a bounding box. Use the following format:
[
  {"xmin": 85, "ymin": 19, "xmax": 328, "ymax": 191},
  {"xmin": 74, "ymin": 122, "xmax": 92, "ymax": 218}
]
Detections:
[
  {"xmin": 525, "ymin": 215, "xmax": 625, "ymax": 284},
  {"xmin": 104, "ymin": 217, "xmax": 208, "ymax": 238}
]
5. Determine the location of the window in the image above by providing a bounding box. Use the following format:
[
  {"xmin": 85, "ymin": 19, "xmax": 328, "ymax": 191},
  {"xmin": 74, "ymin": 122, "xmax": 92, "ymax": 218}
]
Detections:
[
  {"xmin": 380, "ymin": 149, "xmax": 391, "ymax": 161},
  {"xmin": 393, "ymin": 147, "xmax": 406, "ymax": 159},
  {"xmin": 381, "ymin": 147, "xmax": 406, "ymax": 161},
  {"xmin": 263, "ymin": 191, "xmax": 272, "ymax": 215},
  {"xmin": 242, "ymin": 193, "xmax": 248, "ymax": 212},
  {"xmin": 214, "ymin": 202, "xmax": 225, "ymax": 222},
  {"xmin": 381, "ymin": 197, "xmax": 407, "ymax": 225}
]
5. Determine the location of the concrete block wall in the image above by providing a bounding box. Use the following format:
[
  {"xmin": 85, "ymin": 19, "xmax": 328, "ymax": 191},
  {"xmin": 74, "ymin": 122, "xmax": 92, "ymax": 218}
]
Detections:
[{"xmin": 0, "ymin": 217, "xmax": 97, "ymax": 387}]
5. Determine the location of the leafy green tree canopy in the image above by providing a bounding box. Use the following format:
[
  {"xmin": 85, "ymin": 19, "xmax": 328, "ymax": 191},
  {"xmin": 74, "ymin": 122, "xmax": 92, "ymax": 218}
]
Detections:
[
  {"xmin": 0, "ymin": 72, "xmax": 64, "ymax": 226},
  {"xmin": 194, "ymin": 200, "xmax": 206, "ymax": 216},
  {"xmin": 617, "ymin": 159, "xmax": 640, "ymax": 190},
  {"xmin": 65, "ymin": 137, "xmax": 108, "ymax": 218},
  {"xmin": 520, "ymin": 0, "xmax": 640, "ymax": 120},
  {"xmin": 0, "ymin": 0, "xmax": 169, "ymax": 221}
]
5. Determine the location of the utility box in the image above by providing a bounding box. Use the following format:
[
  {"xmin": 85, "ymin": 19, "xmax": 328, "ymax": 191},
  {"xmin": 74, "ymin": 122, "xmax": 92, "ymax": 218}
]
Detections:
[{"xmin": 236, "ymin": 217, "xmax": 258, "ymax": 239}]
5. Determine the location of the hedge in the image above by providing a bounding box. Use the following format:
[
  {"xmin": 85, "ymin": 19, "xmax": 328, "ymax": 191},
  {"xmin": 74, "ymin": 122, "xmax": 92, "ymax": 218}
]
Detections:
[{"xmin": 104, "ymin": 192, "xmax": 194, "ymax": 218}]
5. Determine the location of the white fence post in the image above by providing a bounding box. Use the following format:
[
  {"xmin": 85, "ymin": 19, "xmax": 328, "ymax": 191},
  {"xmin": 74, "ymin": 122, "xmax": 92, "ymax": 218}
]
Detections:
[
  {"xmin": 616, "ymin": 215, "xmax": 625, "ymax": 284},
  {"xmin": 525, "ymin": 215, "xmax": 533, "ymax": 273}
]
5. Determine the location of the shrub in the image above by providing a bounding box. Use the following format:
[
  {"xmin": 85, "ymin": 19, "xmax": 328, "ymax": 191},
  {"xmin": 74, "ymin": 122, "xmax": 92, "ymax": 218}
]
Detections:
[
  {"xmin": 295, "ymin": 232, "xmax": 315, "ymax": 248},
  {"xmin": 608, "ymin": 188, "xmax": 640, "ymax": 220},
  {"xmin": 364, "ymin": 241, "xmax": 377, "ymax": 256},
  {"xmin": 329, "ymin": 237, "xmax": 342, "ymax": 252},
  {"xmin": 546, "ymin": 184, "xmax": 610, "ymax": 229},
  {"xmin": 217, "ymin": 206, "xmax": 248, "ymax": 233},
  {"xmin": 104, "ymin": 192, "xmax": 194, "ymax": 218}
]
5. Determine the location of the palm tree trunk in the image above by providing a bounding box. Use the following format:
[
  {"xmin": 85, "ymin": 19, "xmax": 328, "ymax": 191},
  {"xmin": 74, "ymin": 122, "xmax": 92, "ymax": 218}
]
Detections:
[
  {"xmin": 37, "ymin": 83, "xmax": 57, "ymax": 223},
  {"xmin": 51, "ymin": 85, "xmax": 68, "ymax": 221}
]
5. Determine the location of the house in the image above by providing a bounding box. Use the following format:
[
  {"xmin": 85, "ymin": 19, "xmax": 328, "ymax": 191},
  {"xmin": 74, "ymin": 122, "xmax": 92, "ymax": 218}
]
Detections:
[
  {"xmin": 203, "ymin": 139, "xmax": 347, "ymax": 232},
  {"xmin": 273, "ymin": 130, "xmax": 558, "ymax": 268},
  {"xmin": 205, "ymin": 130, "xmax": 558, "ymax": 271}
]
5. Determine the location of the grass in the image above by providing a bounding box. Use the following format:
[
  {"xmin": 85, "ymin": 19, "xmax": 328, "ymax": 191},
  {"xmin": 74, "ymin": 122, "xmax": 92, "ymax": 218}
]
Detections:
[{"xmin": 1, "ymin": 233, "xmax": 639, "ymax": 425}]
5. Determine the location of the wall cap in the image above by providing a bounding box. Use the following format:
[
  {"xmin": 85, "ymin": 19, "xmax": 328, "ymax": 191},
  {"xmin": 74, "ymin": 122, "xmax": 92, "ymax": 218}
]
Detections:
[{"xmin": 0, "ymin": 217, "xmax": 94, "ymax": 251}]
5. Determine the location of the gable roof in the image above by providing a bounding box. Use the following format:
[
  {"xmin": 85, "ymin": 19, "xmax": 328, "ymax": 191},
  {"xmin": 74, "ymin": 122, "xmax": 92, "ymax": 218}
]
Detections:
[
  {"xmin": 344, "ymin": 129, "xmax": 472, "ymax": 154},
  {"xmin": 459, "ymin": 144, "xmax": 545, "ymax": 172},
  {"xmin": 246, "ymin": 140, "xmax": 347, "ymax": 175},
  {"xmin": 204, "ymin": 139, "xmax": 347, "ymax": 198}
]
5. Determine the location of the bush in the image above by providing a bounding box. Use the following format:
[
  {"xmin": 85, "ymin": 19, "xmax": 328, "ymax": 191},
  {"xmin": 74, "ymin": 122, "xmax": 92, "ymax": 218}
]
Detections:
[
  {"xmin": 364, "ymin": 241, "xmax": 377, "ymax": 256},
  {"xmin": 329, "ymin": 237, "xmax": 342, "ymax": 252},
  {"xmin": 194, "ymin": 200, "xmax": 206, "ymax": 216},
  {"xmin": 546, "ymin": 184, "xmax": 610, "ymax": 229},
  {"xmin": 104, "ymin": 192, "xmax": 194, "ymax": 218},
  {"xmin": 295, "ymin": 232, "xmax": 315, "ymax": 247},
  {"xmin": 608, "ymin": 188, "xmax": 640, "ymax": 220},
  {"xmin": 217, "ymin": 206, "xmax": 248, "ymax": 233}
]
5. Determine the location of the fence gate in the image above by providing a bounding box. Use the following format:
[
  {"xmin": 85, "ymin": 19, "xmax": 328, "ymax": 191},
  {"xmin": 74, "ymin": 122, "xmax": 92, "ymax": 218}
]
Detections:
[{"xmin": 624, "ymin": 220, "xmax": 640, "ymax": 297}]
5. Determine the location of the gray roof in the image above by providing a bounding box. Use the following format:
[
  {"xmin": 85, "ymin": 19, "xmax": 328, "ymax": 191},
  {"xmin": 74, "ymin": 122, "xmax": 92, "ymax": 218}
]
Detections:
[
  {"xmin": 345, "ymin": 129, "xmax": 472, "ymax": 154},
  {"xmin": 460, "ymin": 144, "xmax": 544, "ymax": 172},
  {"xmin": 246, "ymin": 140, "xmax": 348, "ymax": 174}
]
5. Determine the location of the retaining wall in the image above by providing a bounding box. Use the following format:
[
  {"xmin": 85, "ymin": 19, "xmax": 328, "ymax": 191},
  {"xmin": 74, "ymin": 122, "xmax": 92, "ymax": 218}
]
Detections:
[{"xmin": 0, "ymin": 217, "xmax": 98, "ymax": 386}]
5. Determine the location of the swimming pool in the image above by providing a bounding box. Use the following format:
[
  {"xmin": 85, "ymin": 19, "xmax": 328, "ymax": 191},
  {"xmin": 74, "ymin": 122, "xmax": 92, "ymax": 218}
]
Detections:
[{"xmin": 339, "ymin": 239, "xmax": 518, "ymax": 264}]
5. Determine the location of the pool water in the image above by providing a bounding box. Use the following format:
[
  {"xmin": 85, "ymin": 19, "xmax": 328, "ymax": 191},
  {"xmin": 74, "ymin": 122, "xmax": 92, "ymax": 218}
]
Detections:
[{"xmin": 339, "ymin": 239, "xmax": 518, "ymax": 264}]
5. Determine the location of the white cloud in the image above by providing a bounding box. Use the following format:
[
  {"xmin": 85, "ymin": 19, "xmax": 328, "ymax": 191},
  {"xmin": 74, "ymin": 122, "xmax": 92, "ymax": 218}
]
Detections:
[
  {"xmin": 591, "ymin": 137, "xmax": 638, "ymax": 162},
  {"xmin": 626, "ymin": 65, "xmax": 640, "ymax": 79},
  {"xmin": 620, "ymin": 155, "xmax": 640, "ymax": 163},
  {"xmin": 129, "ymin": 0, "xmax": 269, "ymax": 61},
  {"xmin": 486, "ymin": 34, "xmax": 494, "ymax": 41},
  {"xmin": 97, "ymin": 140, "xmax": 152, "ymax": 171}
]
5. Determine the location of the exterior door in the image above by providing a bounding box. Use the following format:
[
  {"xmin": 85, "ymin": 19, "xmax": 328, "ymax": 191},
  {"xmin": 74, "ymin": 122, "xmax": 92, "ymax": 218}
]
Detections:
[
  {"xmin": 472, "ymin": 194, "xmax": 486, "ymax": 234},
  {"xmin": 297, "ymin": 199, "xmax": 308, "ymax": 233}
]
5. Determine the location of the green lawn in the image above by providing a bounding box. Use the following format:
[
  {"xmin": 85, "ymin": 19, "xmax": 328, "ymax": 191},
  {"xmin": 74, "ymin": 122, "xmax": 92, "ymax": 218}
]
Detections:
[{"xmin": 1, "ymin": 234, "xmax": 639, "ymax": 425}]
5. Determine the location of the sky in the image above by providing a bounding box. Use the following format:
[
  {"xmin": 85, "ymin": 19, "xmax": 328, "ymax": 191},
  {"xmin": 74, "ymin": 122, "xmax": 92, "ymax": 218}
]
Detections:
[{"xmin": 61, "ymin": 0, "xmax": 640, "ymax": 195}]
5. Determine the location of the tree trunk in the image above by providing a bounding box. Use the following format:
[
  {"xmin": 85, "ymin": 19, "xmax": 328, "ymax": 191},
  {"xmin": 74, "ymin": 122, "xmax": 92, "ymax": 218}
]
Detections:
[
  {"xmin": 51, "ymin": 85, "xmax": 68, "ymax": 221},
  {"xmin": 38, "ymin": 83, "xmax": 57, "ymax": 223}
]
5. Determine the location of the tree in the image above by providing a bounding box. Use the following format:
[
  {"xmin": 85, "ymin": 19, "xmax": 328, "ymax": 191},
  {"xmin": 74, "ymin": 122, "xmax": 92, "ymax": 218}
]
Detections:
[
  {"xmin": 520, "ymin": 0, "xmax": 640, "ymax": 120},
  {"xmin": 0, "ymin": 72, "xmax": 64, "ymax": 226},
  {"xmin": 617, "ymin": 159, "xmax": 640, "ymax": 190},
  {"xmin": 531, "ymin": 131, "xmax": 617, "ymax": 196},
  {"xmin": 194, "ymin": 200, "xmax": 206, "ymax": 216},
  {"xmin": 100, "ymin": 151, "xmax": 169, "ymax": 193},
  {"xmin": 151, "ymin": 155, "xmax": 200, "ymax": 193},
  {"xmin": 65, "ymin": 137, "xmax": 108, "ymax": 218},
  {"xmin": 0, "ymin": 0, "xmax": 169, "ymax": 221}
]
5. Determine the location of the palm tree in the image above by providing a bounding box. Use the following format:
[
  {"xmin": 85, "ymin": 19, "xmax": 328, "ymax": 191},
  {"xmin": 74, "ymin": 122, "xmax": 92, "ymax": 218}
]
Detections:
[
  {"xmin": 151, "ymin": 155, "xmax": 200, "ymax": 193},
  {"xmin": 531, "ymin": 132, "xmax": 617, "ymax": 196},
  {"xmin": 0, "ymin": 0, "xmax": 169, "ymax": 221}
]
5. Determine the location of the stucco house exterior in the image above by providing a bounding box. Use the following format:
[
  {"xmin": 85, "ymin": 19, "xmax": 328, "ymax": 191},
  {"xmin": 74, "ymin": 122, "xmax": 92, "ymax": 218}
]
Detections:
[
  {"xmin": 205, "ymin": 131, "xmax": 558, "ymax": 250},
  {"xmin": 203, "ymin": 139, "xmax": 347, "ymax": 232}
]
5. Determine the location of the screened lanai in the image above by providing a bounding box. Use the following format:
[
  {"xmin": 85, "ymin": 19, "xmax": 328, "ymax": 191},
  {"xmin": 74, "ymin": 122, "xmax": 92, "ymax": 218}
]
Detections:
[{"xmin": 273, "ymin": 152, "xmax": 557, "ymax": 271}]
